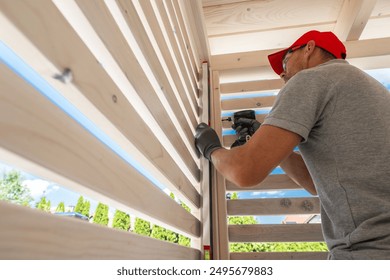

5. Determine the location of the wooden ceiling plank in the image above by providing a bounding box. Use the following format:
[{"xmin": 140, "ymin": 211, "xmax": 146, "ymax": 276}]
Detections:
[
  {"xmin": 211, "ymin": 37, "xmax": 390, "ymax": 70},
  {"xmin": 333, "ymin": 0, "xmax": 377, "ymax": 41}
]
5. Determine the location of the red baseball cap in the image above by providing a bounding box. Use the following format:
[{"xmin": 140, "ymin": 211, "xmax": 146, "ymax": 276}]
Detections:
[{"xmin": 268, "ymin": 30, "xmax": 347, "ymax": 75}]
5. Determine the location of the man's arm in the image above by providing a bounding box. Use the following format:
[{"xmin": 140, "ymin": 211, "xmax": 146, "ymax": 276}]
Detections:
[
  {"xmin": 280, "ymin": 152, "xmax": 317, "ymax": 195},
  {"xmin": 211, "ymin": 125, "xmax": 304, "ymax": 188}
]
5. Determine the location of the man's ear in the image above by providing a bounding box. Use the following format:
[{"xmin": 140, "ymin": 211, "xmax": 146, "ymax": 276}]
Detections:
[{"xmin": 305, "ymin": 40, "xmax": 316, "ymax": 55}]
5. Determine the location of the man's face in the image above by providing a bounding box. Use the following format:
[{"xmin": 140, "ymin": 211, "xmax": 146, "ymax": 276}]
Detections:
[{"xmin": 280, "ymin": 46, "xmax": 306, "ymax": 83}]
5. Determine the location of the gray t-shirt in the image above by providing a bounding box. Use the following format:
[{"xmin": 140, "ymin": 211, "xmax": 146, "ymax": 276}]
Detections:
[{"xmin": 263, "ymin": 59, "xmax": 390, "ymax": 259}]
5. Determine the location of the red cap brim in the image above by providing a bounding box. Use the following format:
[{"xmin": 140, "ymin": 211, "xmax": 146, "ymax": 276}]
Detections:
[{"xmin": 268, "ymin": 48, "xmax": 289, "ymax": 76}]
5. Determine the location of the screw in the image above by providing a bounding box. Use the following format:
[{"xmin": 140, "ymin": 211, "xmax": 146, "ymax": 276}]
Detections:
[
  {"xmin": 302, "ymin": 200, "xmax": 314, "ymax": 212},
  {"xmin": 54, "ymin": 68, "xmax": 73, "ymax": 84},
  {"xmin": 280, "ymin": 198, "xmax": 291, "ymax": 208}
]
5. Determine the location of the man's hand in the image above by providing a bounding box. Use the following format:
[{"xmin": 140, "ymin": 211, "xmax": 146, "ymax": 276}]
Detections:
[
  {"xmin": 231, "ymin": 118, "xmax": 261, "ymax": 147},
  {"xmin": 195, "ymin": 123, "xmax": 222, "ymax": 161}
]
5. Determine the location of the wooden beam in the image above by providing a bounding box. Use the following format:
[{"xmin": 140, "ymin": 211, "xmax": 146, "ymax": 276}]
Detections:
[
  {"xmin": 0, "ymin": 201, "xmax": 200, "ymax": 259},
  {"xmin": 210, "ymin": 37, "xmax": 390, "ymax": 70},
  {"xmin": 229, "ymin": 224, "xmax": 324, "ymax": 242},
  {"xmin": 220, "ymin": 79, "xmax": 283, "ymax": 94},
  {"xmin": 203, "ymin": 1, "xmax": 340, "ymax": 37},
  {"xmin": 333, "ymin": 0, "xmax": 377, "ymax": 41},
  {"xmin": 226, "ymin": 174, "xmax": 301, "ymax": 191},
  {"xmin": 230, "ymin": 252, "xmax": 328, "ymax": 260},
  {"xmin": 210, "ymin": 70, "xmax": 230, "ymax": 259},
  {"xmin": 179, "ymin": 0, "xmax": 210, "ymax": 64},
  {"xmin": 227, "ymin": 197, "xmax": 320, "ymax": 216},
  {"xmin": 221, "ymin": 95, "xmax": 275, "ymax": 111}
]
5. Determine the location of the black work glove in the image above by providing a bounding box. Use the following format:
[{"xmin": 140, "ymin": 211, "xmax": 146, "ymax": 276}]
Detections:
[
  {"xmin": 231, "ymin": 118, "xmax": 261, "ymax": 148},
  {"xmin": 195, "ymin": 123, "xmax": 222, "ymax": 161}
]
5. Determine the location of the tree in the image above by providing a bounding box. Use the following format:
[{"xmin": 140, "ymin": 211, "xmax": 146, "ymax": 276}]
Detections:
[
  {"xmin": 74, "ymin": 195, "xmax": 90, "ymax": 217},
  {"xmin": 74, "ymin": 196, "xmax": 84, "ymax": 214},
  {"xmin": 36, "ymin": 196, "xmax": 51, "ymax": 212},
  {"xmin": 134, "ymin": 218, "xmax": 151, "ymax": 236},
  {"xmin": 0, "ymin": 170, "xmax": 33, "ymax": 206},
  {"xmin": 93, "ymin": 203, "xmax": 109, "ymax": 225},
  {"xmin": 150, "ymin": 225, "xmax": 178, "ymax": 243},
  {"xmin": 82, "ymin": 200, "xmax": 90, "ymax": 217},
  {"xmin": 112, "ymin": 210, "xmax": 130, "ymax": 231},
  {"xmin": 55, "ymin": 202, "xmax": 65, "ymax": 212}
]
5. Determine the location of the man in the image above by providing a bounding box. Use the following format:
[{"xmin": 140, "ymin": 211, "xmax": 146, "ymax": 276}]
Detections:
[{"xmin": 195, "ymin": 30, "xmax": 390, "ymax": 259}]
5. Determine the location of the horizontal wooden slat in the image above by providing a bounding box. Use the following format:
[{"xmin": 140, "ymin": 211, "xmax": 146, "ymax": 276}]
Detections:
[
  {"xmin": 0, "ymin": 201, "xmax": 200, "ymax": 260},
  {"xmin": 0, "ymin": 63, "xmax": 200, "ymax": 238},
  {"xmin": 230, "ymin": 252, "xmax": 328, "ymax": 260},
  {"xmin": 229, "ymin": 224, "xmax": 324, "ymax": 242},
  {"xmin": 227, "ymin": 197, "xmax": 320, "ymax": 216},
  {"xmin": 211, "ymin": 37, "xmax": 390, "ymax": 70},
  {"xmin": 203, "ymin": 0, "xmax": 340, "ymax": 37},
  {"xmin": 220, "ymin": 79, "xmax": 283, "ymax": 94},
  {"xmin": 221, "ymin": 95, "xmax": 275, "ymax": 111},
  {"xmin": 226, "ymin": 174, "xmax": 301, "ymax": 191}
]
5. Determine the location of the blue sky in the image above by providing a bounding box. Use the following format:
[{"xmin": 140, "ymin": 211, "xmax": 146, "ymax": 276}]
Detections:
[{"xmin": 1, "ymin": 37, "xmax": 390, "ymax": 223}]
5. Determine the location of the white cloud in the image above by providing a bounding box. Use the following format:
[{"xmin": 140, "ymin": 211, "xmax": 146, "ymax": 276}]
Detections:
[{"xmin": 22, "ymin": 179, "xmax": 51, "ymax": 199}]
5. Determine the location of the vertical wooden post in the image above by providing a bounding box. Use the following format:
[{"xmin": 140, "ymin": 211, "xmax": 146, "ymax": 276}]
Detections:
[{"xmin": 210, "ymin": 70, "xmax": 230, "ymax": 259}]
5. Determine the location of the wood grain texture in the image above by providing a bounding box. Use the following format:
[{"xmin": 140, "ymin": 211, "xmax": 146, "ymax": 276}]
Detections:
[
  {"xmin": 227, "ymin": 197, "xmax": 320, "ymax": 216},
  {"xmin": 230, "ymin": 251, "xmax": 328, "ymax": 260},
  {"xmin": 0, "ymin": 201, "xmax": 200, "ymax": 260},
  {"xmin": 226, "ymin": 174, "xmax": 301, "ymax": 191},
  {"xmin": 229, "ymin": 224, "xmax": 324, "ymax": 242},
  {"xmin": 0, "ymin": 63, "xmax": 200, "ymax": 238}
]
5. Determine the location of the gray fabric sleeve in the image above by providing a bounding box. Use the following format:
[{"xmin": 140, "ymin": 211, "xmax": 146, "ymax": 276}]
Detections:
[{"xmin": 263, "ymin": 70, "xmax": 334, "ymax": 142}]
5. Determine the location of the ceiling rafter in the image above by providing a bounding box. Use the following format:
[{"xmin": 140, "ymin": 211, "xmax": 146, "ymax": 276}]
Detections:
[
  {"xmin": 333, "ymin": 0, "xmax": 377, "ymax": 41},
  {"xmin": 210, "ymin": 37, "xmax": 390, "ymax": 70}
]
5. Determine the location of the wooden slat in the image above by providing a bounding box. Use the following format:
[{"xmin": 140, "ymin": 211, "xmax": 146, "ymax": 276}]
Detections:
[
  {"xmin": 210, "ymin": 37, "xmax": 390, "ymax": 70},
  {"xmin": 0, "ymin": 201, "xmax": 200, "ymax": 260},
  {"xmin": 0, "ymin": 62, "xmax": 200, "ymax": 238},
  {"xmin": 161, "ymin": 0, "xmax": 198, "ymax": 97},
  {"xmin": 210, "ymin": 70, "xmax": 230, "ymax": 259},
  {"xmin": 196, "ymin": 62, "xmax": 211, "ymax": 253},
  {"xmin": 135, "ymin": 0, "xmax": 199, "ymax": 118},
  {"xmin": 0, "ymin": 1, "xmax": 200, "ymax": 209},
  {"xmin": 333, "ymin": 0, "xmax": 377, "ymax": 41},
  {"xmin": 229, "ymin": 224, "xmax": 324, "ymax": 242},
  {"xmin": 230, "ymin": 252, "xmax": 328, "ymax": 260},
  {"xmin": 226, "ymin": 174, "xmax": 301, "ymax": 191},
  {"xmin": 179, "ymin": 0, "xmax": 210, "ymax": 65},
  {"xmin": 221, "ymin": 95, "xmax": 275, "ymax": 111},
  {"xmin": 171, "ymin": 0, "xmax": 199, "ymax": 81},
  {"xmin": 227, "ymin": 197, "xmax": 320, "ymax": 216},
  {"xmin": 220, "ymin": 79, "xmax": 283, "ymax": 94},
  {"xmin": 111, "ymin": 0, "xmax": 197, "ymax": 153},
  {"xmin": 203, "ymin": 0, "xmax": 340, "ymax": 37}
]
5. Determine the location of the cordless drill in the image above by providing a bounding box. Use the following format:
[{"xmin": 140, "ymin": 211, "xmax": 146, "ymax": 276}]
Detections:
[{"xmin": 230, "ymin": 110, "xmax": 258, "ymax": 148}]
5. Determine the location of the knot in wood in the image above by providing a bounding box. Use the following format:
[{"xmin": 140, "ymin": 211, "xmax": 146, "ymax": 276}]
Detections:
[
  {"xmin": 301, "ymin": 200, "xmax": 314, "ymax": 212},
  {"xmin": 280, "ymin": 198, "xmax": 291, "ymax": 208}
]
